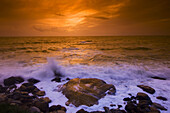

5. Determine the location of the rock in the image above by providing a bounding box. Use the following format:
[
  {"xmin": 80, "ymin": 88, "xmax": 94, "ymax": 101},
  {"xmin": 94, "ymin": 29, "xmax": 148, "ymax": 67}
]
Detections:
[
  {"xmin": 123, "ymin": 97, "xmax": 131, "ymax": 101},
  {"xmin": 49, "ymin": 105, "xmax": 61, "ymax": 112},
  {"xmin": 10, "ymin": 100, "xmax": 22, "ymax": 105},
  {"xmin": 19, "ymin": 83, "xmax": 38, "ymax": 93},
  {"xmin": 110, "ymin": 109, "xmax": 127, "ymax": 113},
  {"xmin": 34, "ymin": 100, "xmax": 49, "ymax": 112},
  {"xmin": 56, "ymin": 110, "xmax": 66, "ymax": 113},
  {"xmin": 28, "ymin": 78, "xmax": 40, "ymax": 84},
  {"xmin": 137, "ymin": 85, "xmax": 155, "ymax": 94},
  {"xmin": 76, "ymin": 109, "xmax": 88, "ymax": 113},
  {"xmin": 156, "ymin": 96, "xmax": 167, "ymax": 101},
  {"xmin": 20, "ymin": 95, "xmax": 34, "ymax": 103},
  {"xmin": 0, "ymin": 85, "xmax": 7, "ymax": 93},
  {"xmin": 40, "ymin": 97, "xmax": 51, "ymax": 103},
  {"xmin": 0, "ymin": 94, "xmax": 7, "ymax": 102},
  {"xmin": 51, "ymin": 77, "xmax": 61, "ymax": 82},
  {"xmin": 36, "ymin": 91, "xmax": 46, "ymax": 96},
  {"xmin": 136, "ymin": 92, "xmax": 152, "ymax": 101},
  {"xmin": 151, "ymin": 76, "xmax": 166, "ymax": 80},
  {"xmin": 118, "ymin": 105, "xmax": 122, "ymax": 108},
  {"xmin": 61, "ymin": 106, "xmax": 67, "ymax": 112},
  {"xmin": 107, "ymin": 87, "xmax": 116, "ymax": 95},
  {"xmin": 149, "ymin": 107, "xmax": 160, "ymax": 113},
  {"xmin": 103, "ymin": 107, "xmax": 111, "ymax": 113},
  {"xmin": 66, "ymin": 78, "xmax": 70, "ymax": 80},
  {"xmin": 29, "ymin": 106, "xmax": 41, "ymax": 113},
  {"xmin": 3, "ymin": 76, "xmax": 24, "ymax": 86},
  {"xmin": 110, "ymin": 104, "xmax": 116, "ymax": 107},
  {"xmin": 125, "ymin": 101, "xmax": 138, "ymax": 113},
  {"xmin": 61, "ymin": 78, "xmax": 116, "ymax": 107},
  {"xmin": 152, "ymin": 102, "xmax": 167, "ymax": 111}
]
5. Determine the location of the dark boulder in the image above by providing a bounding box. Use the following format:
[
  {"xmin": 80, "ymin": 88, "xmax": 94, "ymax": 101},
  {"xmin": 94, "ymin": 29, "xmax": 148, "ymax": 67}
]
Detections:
[
  {"xmin": 156, "ymin": 96, "xmax": 167, "ymax": 101},
  {"xmin": 51, "ymin": 77, "xmax": 61, "ymax": 82},
  {"xmin": 151, "ymin": 76, "xmax": 166, "ymax": 80},
  {"xmin": 61, "ymin": 78, "xmax": 116, "ymax": 107},
  {"xmin": 110, "ymin": 109, "xmax": 127, "ymax": 113},
  {"xmin": 125, "ymin": 101, "xmax": 138, "ymax": 113},
  {"xmin": 0, "ymin": 85, "xmax": 7, "ymax": 93},
  {"xmin": 123, "ymin": 97, "xmax": 131, "ymax": 101},
  {"xmin": 49, "ymin": 105, "xmax": 61, "ymax": 112},
  {"xmin": 34, "ymin": 100, "xmax": 49, "ymax": 112},
  {"xmin": 152, "ymin": 102, "xmax": 167, "ymax": 111},
  {"xmin": 136, "ymin": 92, "xmax": 152, "ymax": 102},
  {"xmin": 3, "ymin": 76, "xmax": 24, "ymax": 86},
  {"xmin": 28, "ymin": 78, "xmax": 40, "ymax": 84},
  {"xmin": 137, "ymin": 85, "xmax": 155, "ymax": 94},
  {"xmin": 76, "ymin": 109, "xmax": 88, "ymax": 113}
]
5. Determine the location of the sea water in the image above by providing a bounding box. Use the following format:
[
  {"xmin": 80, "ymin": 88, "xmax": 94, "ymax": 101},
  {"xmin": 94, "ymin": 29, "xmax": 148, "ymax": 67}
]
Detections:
[{"xmin": 0, "ymin": 36, "xmax": 169, "ymax": 112}]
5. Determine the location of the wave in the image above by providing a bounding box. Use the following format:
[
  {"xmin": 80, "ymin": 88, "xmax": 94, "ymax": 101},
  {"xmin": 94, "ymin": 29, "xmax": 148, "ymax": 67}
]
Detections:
[{"xmin": 123, "ymin": 47, "xmax": 152, "ymax": 50}]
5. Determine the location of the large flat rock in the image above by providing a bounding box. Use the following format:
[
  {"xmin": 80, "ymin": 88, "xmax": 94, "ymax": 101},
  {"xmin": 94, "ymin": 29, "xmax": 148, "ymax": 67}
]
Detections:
[{"xmin": 61, "ymin": 78, "xmax": 116, "ymax": 107}]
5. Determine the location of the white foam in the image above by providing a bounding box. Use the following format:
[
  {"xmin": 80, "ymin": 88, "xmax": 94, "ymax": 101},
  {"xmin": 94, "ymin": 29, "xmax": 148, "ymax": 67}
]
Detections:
[{"xmin": 0, "ymin": 59, "xmax": 169, "ymax": 113}]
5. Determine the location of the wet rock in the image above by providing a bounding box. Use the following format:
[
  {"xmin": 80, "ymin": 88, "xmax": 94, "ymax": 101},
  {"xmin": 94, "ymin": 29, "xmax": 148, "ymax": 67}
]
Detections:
[
  {"xmin": 149, "ymin": 106, "xmax": 160, "ymax": 113},
  {"xmin": 103, "ymin": 107, "xmax": 111, "ymax": 113},
  {"xmin": 34, "ymin": 100, "xmax": 49, "ymax": 112},
  {"xmin": 137, "ymin": 85, "xmax": 155, "ymax": 94},
  {"xmin": 110, "ymin": 109, "xmax": 127, "ymax": 113},
  {"xmin": 3, "ymin": 76, "xmax": 24, "ymax": 86},
  {"xmin": 51, "ymin": 77, "xmax": 61, "ymax": 82},
  {"xmin": 29, "ymin": 106, "xmax": 41, "ymax": 113},
  {"xmin": 28, "ymin": 78, "xmax": 40, "ymax": 84},
  {"xmin": 107, "ymin": 87, "xmax": 116, "ymax": 95},
  {"xmin": 61, "ymin": 106, "xmax": 67, "ymax": 112},
  {"xmin": 125, "ymin": 101, "xmax": 138, "ymax": 113},
  {"xmin": 61, "ymin": 78, "xmax": 116, "ymax": 107},
  {"xmin": 19, "ymin": 83, "xmax": 38, "ymax": 93},
  {"xmin": 66, "ymin": 78, "xmax": 70, "ymax": 80},
  {"xmin": 123, "ymin": 97, "xmax": 131, "ymax": 101},
  {"xmin": 151, "ymin": 76, "xmax": 166, "ymax": 80},
  {"xmin": 152, "ymin": 102, "xmax": 167, "ymax": 111},
  {"xmin": 136, "ymin": 92, "xmax": 152, "ymax": 102},
  {"xmin": 0, "ymin": 85, "xmax": 7, "ymax": 93},
  {"xmin": 36, "ymin": 91, "xmax": 46, "ymax": 96},
  {"xmin": 20, "ymin": 95, "xmax": 34, "ymax": 103},
  {"xmin": 156, "ymin": 96, "xmax": 167, "ymax": 101},
  {"xmin": 76, "ymin": 109, "xmax": 88, "ymax": 113},
  {"xmin": 56, "ymin": 110, "xmax": 66, "ymax": 113},
  {"xmin": 49, "ymin": 105, "xmax": 61, "ymax": 112},
  {"xmin": 118, "ymin": 105, "xmax": 122, "ymax": 108},
  {"xmin": 110, "ymin": 104, "xmax": 116, "ymax": 107},
  {"xmin": 0, "ymin": 94, "xmax": 7, "ymax": 102},
  {"xmin": 40, "ymin": 97, "xmax": 51, "ymax": 103}
]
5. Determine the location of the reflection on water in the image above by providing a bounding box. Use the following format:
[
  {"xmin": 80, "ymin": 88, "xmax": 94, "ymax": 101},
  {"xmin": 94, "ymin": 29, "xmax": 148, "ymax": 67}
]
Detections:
[{"xmin": 0, "ymin": 36, "xmax": 169, "ymax": 67}]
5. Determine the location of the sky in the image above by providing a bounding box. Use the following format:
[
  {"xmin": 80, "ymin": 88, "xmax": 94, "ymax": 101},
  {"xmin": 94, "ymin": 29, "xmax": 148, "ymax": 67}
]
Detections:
[{"xmin": 0, "ymin": 0, "xmax": 170, "ymax": 36}]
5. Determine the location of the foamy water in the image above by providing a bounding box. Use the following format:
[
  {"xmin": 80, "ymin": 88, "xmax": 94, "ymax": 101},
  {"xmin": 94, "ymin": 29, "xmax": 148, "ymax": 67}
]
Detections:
[{"xmin": 0, "ymin": 36, "xmax": 170, "ymax": 112}]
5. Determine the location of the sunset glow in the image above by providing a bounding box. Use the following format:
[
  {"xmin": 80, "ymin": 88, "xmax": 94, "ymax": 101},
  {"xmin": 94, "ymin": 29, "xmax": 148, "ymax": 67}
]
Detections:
[{"xmin": 0, "ymin": 0, "xmax": 170, "ymax": 36}]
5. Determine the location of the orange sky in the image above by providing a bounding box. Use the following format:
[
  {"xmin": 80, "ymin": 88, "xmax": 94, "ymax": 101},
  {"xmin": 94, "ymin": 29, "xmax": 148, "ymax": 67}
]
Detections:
[{"xmin": 0, "ymin": 0, "xmax": 170, "ymax": 36}]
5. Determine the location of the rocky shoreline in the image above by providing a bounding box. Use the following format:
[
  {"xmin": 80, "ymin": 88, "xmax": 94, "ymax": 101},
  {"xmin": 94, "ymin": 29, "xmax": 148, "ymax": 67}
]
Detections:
[{"xmin": 0, "ymin": 76, "xmax": 168, "ymax": 113}]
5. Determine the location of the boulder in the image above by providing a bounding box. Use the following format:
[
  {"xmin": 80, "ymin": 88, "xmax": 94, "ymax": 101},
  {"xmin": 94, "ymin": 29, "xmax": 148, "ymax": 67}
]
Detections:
[
  {"xmin": 40, "ymin": 97, "xmax": 51, "ymax": 103},
  {"xmin": 61, "ymin": 78, "xmax": 116, "ymax": 107},
  {"xmin": 36, "ymin": 91, "xmax": 46, "ymax": 96},
  {"xmin": 28, "ymin": 78, "xmax": 40, "ymax": 84},
  {"xmin": 125, "ymin": 101, "xmax": 138, "ymax": 113},
  {"xmin": 136, "ymin": 92, "xmax": 152, "ymax": 101},
  {"xmin": 156, "ymin": 96, "xmax": 167, "ymax": 101},
  {"xmin": 76, "ymin": 109, "xmax": 88, "ymax": 113},
  {"xmin": 0, "ymin": 85, "xmax": 7, "ymax": 93},
  {"xmin": 137, "ymin": 85, "xmax": 155, "ymax": 94},
  {"xmin": 49, "ymin": 105, "xmax": 61, "ymax": 112},
  {"xmin": 151, "ymin": 76, "xmax": 166, "ymax": 80},
  {"xmin": 152, "ymin": 103, "xmax": 167, "ymax": 111},
  {"xmin": 51, "ymin": 77, "xmax": 61, "ymax": 82},
  {"xmin": 3, "ymin": 76, "xmax": 24, "ymax": 86},
  {"xmin": 29, "ymin": 106, "xmax": 41, "ymax": 113},
  {"xmin": 34, "ymin": 100, "xmax": 49, "ymax": 112}
]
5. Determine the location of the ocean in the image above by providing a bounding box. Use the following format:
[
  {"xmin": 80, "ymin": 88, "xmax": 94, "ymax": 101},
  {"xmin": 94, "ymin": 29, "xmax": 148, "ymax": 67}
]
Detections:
[{"xmin": 0, "ymin": 36, "xmax": 170, "ymax": 112}]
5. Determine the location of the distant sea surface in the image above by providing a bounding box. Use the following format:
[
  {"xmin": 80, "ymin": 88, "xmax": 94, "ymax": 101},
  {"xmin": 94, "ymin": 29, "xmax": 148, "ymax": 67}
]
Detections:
[{"xmin": 0, "ymin": 36, "xmax": 170, "ymax": 112}]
